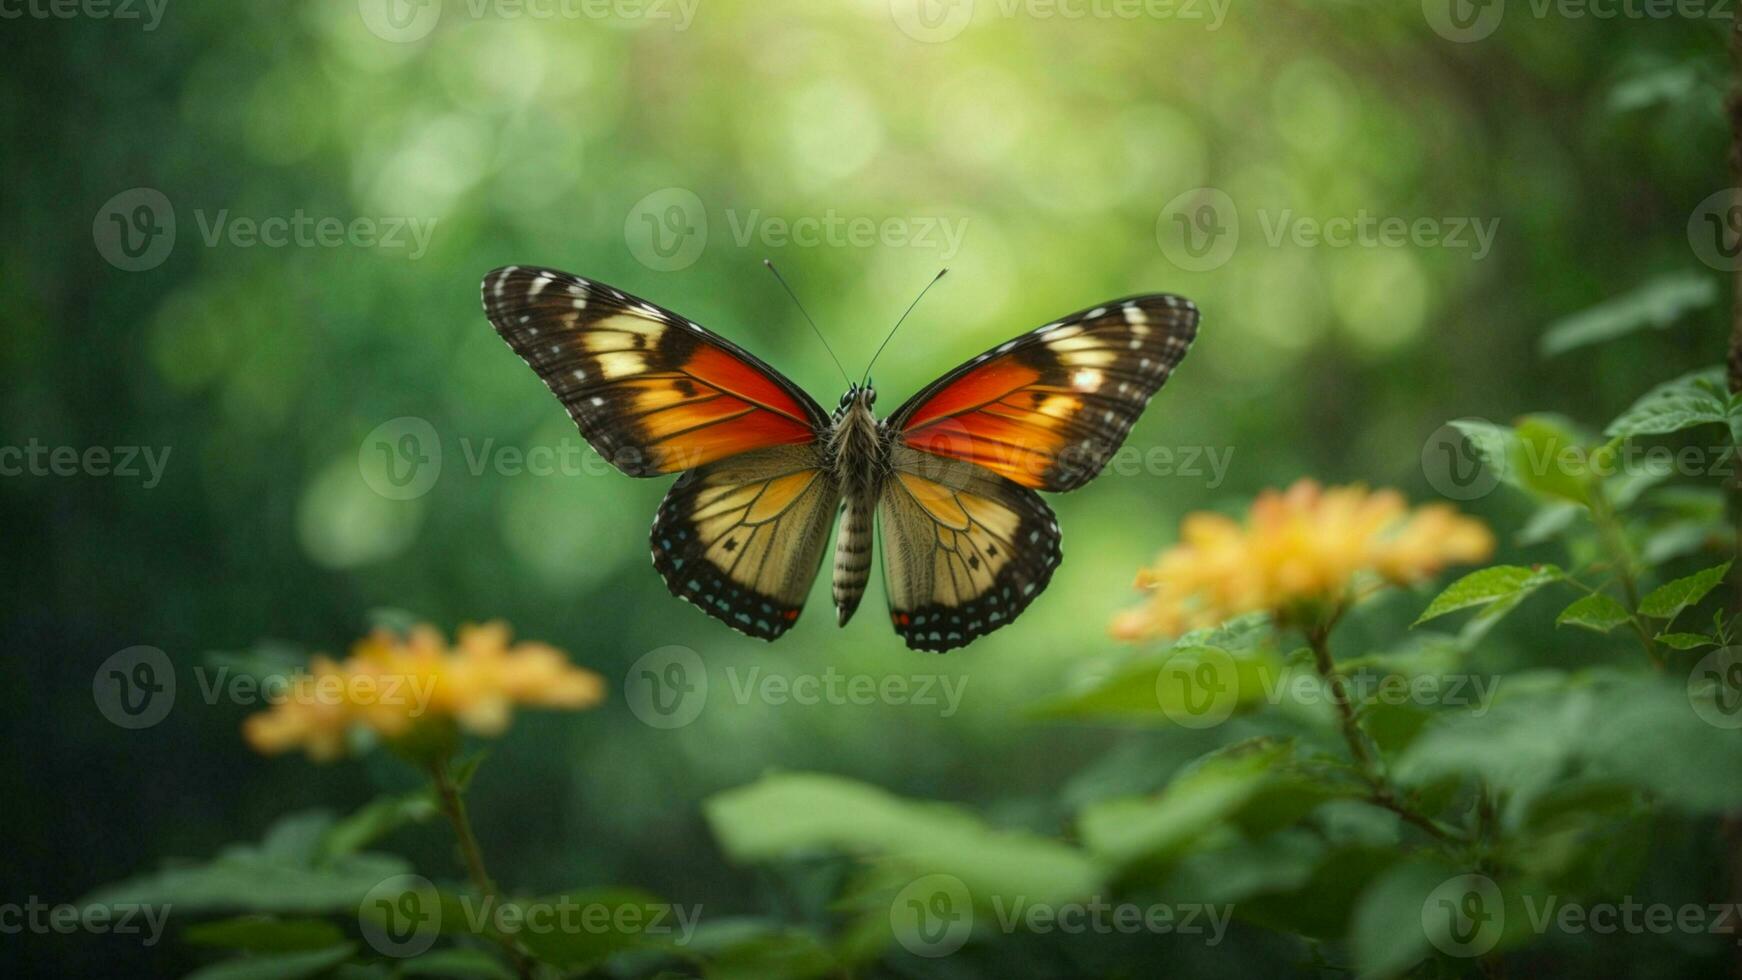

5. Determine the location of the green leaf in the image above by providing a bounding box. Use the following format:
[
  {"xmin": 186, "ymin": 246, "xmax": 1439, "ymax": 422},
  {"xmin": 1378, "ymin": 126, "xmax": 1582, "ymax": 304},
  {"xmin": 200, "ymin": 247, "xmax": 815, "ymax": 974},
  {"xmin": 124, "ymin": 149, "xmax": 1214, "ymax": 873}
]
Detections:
[
  {"xmin": 1656, "ymin": 632, "xmax": 1716, "ymax": 650},
  {"xmin": 1350, "ymin": 861, "xmax": 1457, "ymax": 979},
  {"xmin": 1032, "ymin": 645, "xmax": 1282, "ymax": 726},
  {"xmin": 1539, "ymin": 272, "xmax": 1716, "ymax": 356},
  {"xmin": 1397, "ymin": 671, "xmax": 1742, "ymax": 816},
  {"xmin": 85, "ymin": 854, "xmax": 410, "ymax": 915},
  {"xmin": 705, "ymin": 772, "xmax": 1098, "ymax": 904},
  {"xmin": 320, "ymin": 791, "xmax": 438, "ymax": 860},
  {"xmin": 183, "ymin": 945, "xmax": 357, "ymax": 980},
  {"xmin": 1638, "ymin": 562, "xmax": 1731, "ymax": 620},
  {"xmin": 682, "ymin": 921, "xmax": 840, "ymax": 980},
  {"xmin": 1609, "ymin": 63, "xmax": 1709, "ymax": 113},
  {"xmin": 503, "ymin": 888, "xmax": 671, "ymax": 970},
  {"xmin": 1554, "ymin": 593, "xmax": 1631, "ymax": 634},
  {"xmin": 1605, "ymin": 367, "xmax": 1736, "ymax": 440},
  {"xmin": 1447, "ymin": 418, "xmax": 1520, "ymax": 489},
  {"xmin": 1510, "ymin": 417, "xmax": 1592, "ymax": 505},
  {"xmin": 401, "ymin": 949, "xmax": 515, "ymax": 979},
  {"xmin": 1414, "ymin": 565, "xmax": 1562, "ymax": 626},
  {"xmin": 1077, "ymin": 739, "xmax": 1354, "ymax": 872},
  {"xmin": 183, "ymin": 918, "xmax": 347, "ymax": 954}
]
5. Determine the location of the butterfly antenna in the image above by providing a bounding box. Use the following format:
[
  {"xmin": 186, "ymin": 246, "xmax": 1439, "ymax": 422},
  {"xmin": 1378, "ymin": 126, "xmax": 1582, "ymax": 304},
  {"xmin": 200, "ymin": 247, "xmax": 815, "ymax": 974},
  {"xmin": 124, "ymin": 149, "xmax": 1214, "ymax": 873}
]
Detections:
[
  {"xmin": 864, "ymin": 268, "xmax": 948, "ymax": 385},
  {"xmin": 765, "ymin": 259, "xmax": 852, "ymax": 387}
]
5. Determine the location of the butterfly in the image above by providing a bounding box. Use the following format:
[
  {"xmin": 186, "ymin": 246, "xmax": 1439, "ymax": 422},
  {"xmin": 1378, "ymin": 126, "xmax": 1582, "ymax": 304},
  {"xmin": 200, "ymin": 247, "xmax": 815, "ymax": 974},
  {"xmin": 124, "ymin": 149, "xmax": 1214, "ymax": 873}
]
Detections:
[{"xmin": 481, "ymin": 265, "xmax": 1198, "ymax": 652}]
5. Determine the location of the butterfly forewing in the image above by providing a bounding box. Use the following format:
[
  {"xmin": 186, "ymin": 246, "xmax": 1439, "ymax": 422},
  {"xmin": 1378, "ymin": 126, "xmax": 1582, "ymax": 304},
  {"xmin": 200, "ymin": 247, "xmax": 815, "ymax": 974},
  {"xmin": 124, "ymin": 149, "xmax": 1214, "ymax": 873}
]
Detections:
[
  {"xmin": 482, "ymin": 266, "xmax": 829, "ymax": 477},
  {"xmin": 888, "ymin": 294, "xmax": 1199, "ymax": 491}
]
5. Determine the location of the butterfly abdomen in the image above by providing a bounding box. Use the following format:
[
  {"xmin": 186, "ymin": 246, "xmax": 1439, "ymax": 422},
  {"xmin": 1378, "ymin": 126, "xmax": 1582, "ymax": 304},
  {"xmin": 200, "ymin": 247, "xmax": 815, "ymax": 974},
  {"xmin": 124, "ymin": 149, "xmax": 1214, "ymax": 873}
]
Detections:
[{"xmin": 833, "ymin": 494, "xmax": 875, "ymax": 625}]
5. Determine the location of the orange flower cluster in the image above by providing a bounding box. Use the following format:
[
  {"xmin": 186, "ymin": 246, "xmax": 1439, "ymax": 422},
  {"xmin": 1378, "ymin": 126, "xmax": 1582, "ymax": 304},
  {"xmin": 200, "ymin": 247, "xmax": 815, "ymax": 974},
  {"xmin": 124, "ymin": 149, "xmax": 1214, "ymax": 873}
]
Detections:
[
  {"xmin": 1111, "ymin": 480, "xmax": 1493, "ymax": 642},
  {"xmin": 244, "ymin": 622, "xmax": 604, "ymax": 760}
]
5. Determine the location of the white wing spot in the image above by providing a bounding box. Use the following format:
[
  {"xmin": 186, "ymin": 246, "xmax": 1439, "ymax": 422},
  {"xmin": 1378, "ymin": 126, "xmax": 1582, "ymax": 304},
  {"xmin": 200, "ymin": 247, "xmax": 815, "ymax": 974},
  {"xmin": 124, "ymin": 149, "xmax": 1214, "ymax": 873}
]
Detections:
[
  {"xmin": 493, "ymin": 266, "xmax": 519, "ymax": 298},
  {"xmin": 1087, "ymin": 307, "xmax": 1107, "ymax": 319},
  {"xmin": 529, "ymin": 276, "xmax": 552, "ymax": 297},
  {"xmin": 572, "ymin": 369, "xmax": 586, "ymax": 381},
  {"xmin": 591, "ymin": 396, "xmax": 605, "ymax": 406},
  {"xmin": 998, "ymin": 340, "xmax": 1018, "ymax": 353}
]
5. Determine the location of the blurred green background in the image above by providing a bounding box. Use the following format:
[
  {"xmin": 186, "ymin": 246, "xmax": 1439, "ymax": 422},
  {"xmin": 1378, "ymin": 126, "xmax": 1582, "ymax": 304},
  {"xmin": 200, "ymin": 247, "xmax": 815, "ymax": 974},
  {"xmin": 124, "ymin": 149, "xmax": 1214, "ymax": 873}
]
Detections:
[{"xmin": 3, "ymin": 0, "xmax": 1736, "ymax": 975}]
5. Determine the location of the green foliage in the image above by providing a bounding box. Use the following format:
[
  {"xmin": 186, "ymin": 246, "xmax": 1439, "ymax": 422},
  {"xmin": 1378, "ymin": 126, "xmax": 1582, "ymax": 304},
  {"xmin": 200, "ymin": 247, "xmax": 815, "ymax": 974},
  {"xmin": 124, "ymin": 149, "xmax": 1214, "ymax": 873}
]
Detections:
[
  {"xmin": 1538, "ymin": 271, "xmax": 1715, "ymax": 356},
  {"xmin": 1414, "ymin": 565, "xmax": 1562, "ymax": 625}
]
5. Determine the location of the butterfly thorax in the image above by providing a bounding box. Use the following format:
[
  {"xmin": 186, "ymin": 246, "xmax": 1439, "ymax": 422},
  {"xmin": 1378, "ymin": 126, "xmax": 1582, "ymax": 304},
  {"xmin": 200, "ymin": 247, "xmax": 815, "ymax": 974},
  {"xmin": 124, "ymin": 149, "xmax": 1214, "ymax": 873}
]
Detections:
[{"xmin": 827, "ymin": 388, "xmax": 886, "ymax": 626}]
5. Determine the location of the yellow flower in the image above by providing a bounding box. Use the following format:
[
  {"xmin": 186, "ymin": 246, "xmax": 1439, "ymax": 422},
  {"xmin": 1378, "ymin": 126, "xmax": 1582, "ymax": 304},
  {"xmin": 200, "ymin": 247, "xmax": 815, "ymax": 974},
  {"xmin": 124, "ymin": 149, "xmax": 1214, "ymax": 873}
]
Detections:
[
  {"xmin": 1111, "ymin": 480, "xmax": 1493, "ymax": 642},
  {"xmin": 243, "ymin": 621, "xmax": 605, "ymax": 760}
]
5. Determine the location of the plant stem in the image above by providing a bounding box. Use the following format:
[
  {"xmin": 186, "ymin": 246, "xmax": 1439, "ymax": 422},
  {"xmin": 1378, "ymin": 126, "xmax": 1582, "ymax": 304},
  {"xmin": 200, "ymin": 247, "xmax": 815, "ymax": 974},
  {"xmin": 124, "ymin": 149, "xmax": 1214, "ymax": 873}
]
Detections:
[
  {"xmin": 1304, "ymin": 624, "xmax": 1464, "ymax": 844},
  {"xmin": 1587, "ymin": 490, "xmax": 1661, "ymax": 669},
  {"xmin": 430, "ymin": 761, "xmax": 535, "ymax": 980}
]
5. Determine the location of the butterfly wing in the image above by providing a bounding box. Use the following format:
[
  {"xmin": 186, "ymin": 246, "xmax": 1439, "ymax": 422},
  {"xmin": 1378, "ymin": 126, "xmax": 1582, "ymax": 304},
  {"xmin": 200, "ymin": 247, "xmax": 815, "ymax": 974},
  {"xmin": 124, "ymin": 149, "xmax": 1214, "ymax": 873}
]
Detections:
[
  {"xmin": 652, "ymin": 445, "xmax": 841, "ymax": 640},
  {"xmin": 482, "ymin": 265, "xmax": 830, "ymax": 476},
  {"xmin": 876, "ymin": 293, "xmax": 1199, "ymax": 650},
  {"xmin": 483, "ymin": 265, "xmax": 840, "ymax": 639},
  {"xmin": 886, "ymin": 295, "xmax": 1199, "ymax": 491},
  {"xmin": 877, "ymin": 444, "xmax": 1061, "ymax": 652}
]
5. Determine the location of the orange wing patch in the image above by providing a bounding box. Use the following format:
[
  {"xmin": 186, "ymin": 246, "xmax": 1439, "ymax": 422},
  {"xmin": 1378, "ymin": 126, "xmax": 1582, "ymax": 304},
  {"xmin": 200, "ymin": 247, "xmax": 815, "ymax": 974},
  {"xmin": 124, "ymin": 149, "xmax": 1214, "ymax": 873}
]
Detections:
[
  {"xmin": 482, "ymin": 266, "xmax": 828, "ymax": 477},
  {"xmin": 890, "ymin": 295, "xmax": 1200, "ymax": 493}
]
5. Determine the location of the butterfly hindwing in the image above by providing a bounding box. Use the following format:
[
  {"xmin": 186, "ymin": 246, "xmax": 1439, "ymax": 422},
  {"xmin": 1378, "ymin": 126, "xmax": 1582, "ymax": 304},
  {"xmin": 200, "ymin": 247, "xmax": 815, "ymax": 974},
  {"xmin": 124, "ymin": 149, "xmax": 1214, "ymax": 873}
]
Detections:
[
  {"xmin": 887, "ymin": 294, "xmax": 1199, "ymax": 492},
  {"xmin": 652, "ymin": 444, "xmax": 842, "ymax": 639},
  {"xmin": 877, "ymin": 444, "xmax": 1062, "ymax": 652},
  {"xmin": 482, "ymin": 266, "xmax": 830, "ymax": 477}
]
